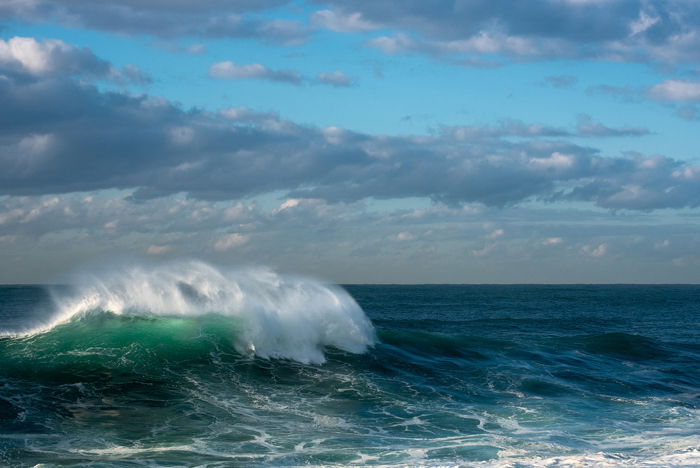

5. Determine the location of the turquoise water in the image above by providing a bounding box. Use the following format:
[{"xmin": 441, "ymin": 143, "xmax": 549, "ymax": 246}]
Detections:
[{"xmin": 0, "ymin": 263, "xmax": 698, "ymax": 466}]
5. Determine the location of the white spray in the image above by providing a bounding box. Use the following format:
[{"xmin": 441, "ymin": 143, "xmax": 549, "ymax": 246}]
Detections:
[{"xmin": 27, "ymin": 260, "xmax": 377, "ymax": 364}]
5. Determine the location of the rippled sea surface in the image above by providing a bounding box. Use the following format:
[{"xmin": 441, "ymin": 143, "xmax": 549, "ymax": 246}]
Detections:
[{"xmin": 1, "ymin": 276, "xmax": 698, "ymax": 466}]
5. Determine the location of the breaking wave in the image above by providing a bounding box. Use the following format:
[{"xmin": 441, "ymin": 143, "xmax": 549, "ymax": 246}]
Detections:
[{"xmin": 2, "ymin": 260, "xmax": 376, "ymax": 364}]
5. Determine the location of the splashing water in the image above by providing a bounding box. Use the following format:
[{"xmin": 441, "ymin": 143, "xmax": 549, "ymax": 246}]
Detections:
[{"xmin": 8, "ymin": 260, "xmax": 376, "ymax": 364}]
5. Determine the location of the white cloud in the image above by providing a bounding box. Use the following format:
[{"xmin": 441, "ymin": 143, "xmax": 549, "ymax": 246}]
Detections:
[
  {"xmin": 0, "ymin": 36, "xmax": 147, "ymax": 83},
  {"xmin": 364, "ymin": 35, "xmax": 409, "ymax": 56},
  {"xmin": 367, "ymin": 31, "xmax": 567, "ymax": 61},
  {"xmin": 0, "ymin": 36, "xmax": 73, "ymax": 75},
  {"xmin": 276, "ymin": 198, "xmax": 302, "ymax": 213},
  {"xmin": 273, "ymin": 198, "xmax": 329, "ymax": 217},
  {"xmin": 220, "ymin": 106, "xmax": 278, "ymax": 123},
  {"xmin": 210, "ymin": 64, "xmax": 355, "ymax": 87},
  {"xmin": 629, "ymin": 10, "xmax": 659, "ymax": 36},
  {"xmin": 393, "ymin": 231, "xmax": 415, "ymax": 241},
  {"xmin": 543, "ymin": 237, "xmax": 564, "ymax": 245},
  {"xmin": 582, "ymin": 243, "xmax": 608, "ymax": 257},
  {"xmin": 0, "ymin": 37, "xmax": 100, "ymax": 75},
  {"xmin": 311, "ymin": 9, "xmax": 378, "ymax": 33},
  {"xmin": 209, "ymin": 61, "xmax": 301, "ymax": 84},
  {"xmin": 647, "ymin": 80, "xmax": 700, "ymax": 102},
  {"xmin": 146, "ymin": 245, "xmax": 170, "ymax": 255},
  {"xmin": 223, "ymin": 202, "xmax": 251, "ymax": 220},
  {"xmin": 185, "ymin": 44, "xmax": 207, "ymax": 55},
  {"xmin": 472, "ymin": 243, "xmax": 496, "ymax": 257},
  {"xmin": 213, "ymin": 233, "xmax": 250, "ymax": 251},
  {"xmin": 529, "ymin": 152, "xmax": 575, "ymax": 171},
  {"xmin": 487, "ymin": 229, "xmax": 505, "ymax": 239},
  {"xmin": 672, "ymin": 166, "xmax": 700, "ymax": 181},
  {"xmin": 322, "ymin": 126, "xmax": 347, "ymax": 144},
  {"xmin": 0, "ymin": 208, "xmax": 23, "ymax": 226}
]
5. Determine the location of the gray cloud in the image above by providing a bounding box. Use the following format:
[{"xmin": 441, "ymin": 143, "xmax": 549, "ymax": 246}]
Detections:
[
  {"xmin": 543, "ymin": 75, "xmax": 578, "ymax": 88},
  {"xmin": 586, "ymin": 84, "xmax": 641, "ymax": 103},
  {"xmin": 561, "ymin": 154, "xmax": 700, "ymax": 210},
  {"xmin": 316, "ymin": 70, "xmax": 356, "ymax": 87},
  {"xmin": 446, "ymin": 117, "xmax": 649, "ymax": 140},
  {"xmin": 587, "ymin": 79, "xmax": 700, "ymax": 118},
  {"xmin": 0, "ymin": 42, "xmax": 697, "ymax": 211},
  {"xmin": 1, "ymin": 0, "xmax": 307, "ymax": 45},
  {"xmin": 446, "ymin": 119, "xmax": 571, "ymax": 139},
  {"xmin": 155, "ymin": 42, "xmax": 208, "ymax": 56},
  {"xmin": 575, "ymin": 114, "xmax": 649, "ymax": 138},
  {"xmin": 209, "ymin": 61, "xmax": 358, "ymax": 87},
  {"xmin": 320, "ymin": 0, "xmax": 700, "ymax": 66},
  {"xmin": 677, "ymin": 105, "xmax": 699, "ymax": 121}
]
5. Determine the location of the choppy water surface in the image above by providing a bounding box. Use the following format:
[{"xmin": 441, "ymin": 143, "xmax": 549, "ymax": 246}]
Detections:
[{"xmin": 0, "ymin": 262, "xmax": 698, "ymax": 466}]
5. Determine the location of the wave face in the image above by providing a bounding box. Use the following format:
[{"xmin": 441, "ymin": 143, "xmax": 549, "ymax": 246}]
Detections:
[
  {"xmin": 8, "ymin": 261, "xmax": 376, "ymax": 364},
  {"xmin": 1, "ymin": 281, "xmax": 699, "ymax": 466}
]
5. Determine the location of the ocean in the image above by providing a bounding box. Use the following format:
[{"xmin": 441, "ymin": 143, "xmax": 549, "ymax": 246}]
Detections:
[{"xmin": 0, "ymin": 261, "xmax": 698, "ymax": 467}]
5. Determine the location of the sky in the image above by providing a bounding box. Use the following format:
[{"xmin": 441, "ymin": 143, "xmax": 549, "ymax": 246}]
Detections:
[{"xmin": 1, "ymin": 0, "xmax": 700, "ymax": 284}]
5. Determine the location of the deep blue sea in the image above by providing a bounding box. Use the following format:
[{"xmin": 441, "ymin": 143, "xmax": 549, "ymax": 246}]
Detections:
[{"xmin": 0, "ymin": 262, "xmax": 698, "ymax": 467}]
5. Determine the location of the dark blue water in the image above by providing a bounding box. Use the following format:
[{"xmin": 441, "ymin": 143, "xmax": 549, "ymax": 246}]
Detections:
[{"xmin": 0, "ymin": 265, "xmax": 698, "ymax": 467}]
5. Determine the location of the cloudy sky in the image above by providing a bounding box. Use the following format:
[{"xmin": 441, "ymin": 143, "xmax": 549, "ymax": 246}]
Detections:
[{"xmin": 1, "ymin": 0, "xmax": 700, "ymax": 284}]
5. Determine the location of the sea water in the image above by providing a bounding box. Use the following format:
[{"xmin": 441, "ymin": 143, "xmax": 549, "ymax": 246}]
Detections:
[{"xmin": 0, "ymin": 261, "xmax": 698, "ymax": 467}]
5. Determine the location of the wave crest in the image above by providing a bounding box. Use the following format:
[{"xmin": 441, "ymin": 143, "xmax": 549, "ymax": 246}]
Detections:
[{"xmin": 34, "ymin": 261, "xmax": 376, "ymax": 364}]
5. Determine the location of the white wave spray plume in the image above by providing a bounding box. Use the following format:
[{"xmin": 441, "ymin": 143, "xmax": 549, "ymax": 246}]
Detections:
[{"xmin": 36, "ymin": 260, "xmax": 377, "ymax": 364}]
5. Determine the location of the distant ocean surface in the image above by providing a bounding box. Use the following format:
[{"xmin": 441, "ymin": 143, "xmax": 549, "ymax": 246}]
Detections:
[{"xmin": 0, "ymin": 262, "xmax": 698, "ymax": 467}]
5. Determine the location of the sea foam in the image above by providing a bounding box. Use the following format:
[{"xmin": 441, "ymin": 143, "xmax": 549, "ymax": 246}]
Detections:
[{"xmin": 30, "ymin": 260, "xmax": 376, "ymax": 364}]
